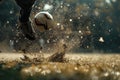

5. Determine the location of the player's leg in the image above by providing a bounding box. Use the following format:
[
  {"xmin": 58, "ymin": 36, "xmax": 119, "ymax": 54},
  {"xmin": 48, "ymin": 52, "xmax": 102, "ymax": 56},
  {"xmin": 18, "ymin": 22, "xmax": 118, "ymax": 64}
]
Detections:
[{"xmin": 15, "ymin": 0, "xmax": 36, "ymax": 40}]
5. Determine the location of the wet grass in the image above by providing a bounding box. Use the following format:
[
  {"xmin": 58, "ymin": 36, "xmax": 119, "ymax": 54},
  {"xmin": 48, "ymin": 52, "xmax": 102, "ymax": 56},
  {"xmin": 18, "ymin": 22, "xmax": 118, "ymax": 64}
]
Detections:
[{"xmin": 0, "ymin": 53, "xmax": 120, "ymax": 80}]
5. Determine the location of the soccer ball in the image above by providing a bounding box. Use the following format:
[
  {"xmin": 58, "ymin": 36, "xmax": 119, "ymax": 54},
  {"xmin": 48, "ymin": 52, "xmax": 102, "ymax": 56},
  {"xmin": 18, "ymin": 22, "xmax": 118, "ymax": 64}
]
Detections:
[{"xmin": 33, "ymin": 11, "xmax": 54, "ymax": 32}]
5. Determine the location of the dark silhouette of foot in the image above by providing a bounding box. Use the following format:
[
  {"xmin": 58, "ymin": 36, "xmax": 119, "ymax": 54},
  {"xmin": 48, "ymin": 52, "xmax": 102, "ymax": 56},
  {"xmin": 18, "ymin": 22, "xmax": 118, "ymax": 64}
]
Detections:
[{"xmin": 20, "ymin": 21, "xmax": 36, "ymax": 40}]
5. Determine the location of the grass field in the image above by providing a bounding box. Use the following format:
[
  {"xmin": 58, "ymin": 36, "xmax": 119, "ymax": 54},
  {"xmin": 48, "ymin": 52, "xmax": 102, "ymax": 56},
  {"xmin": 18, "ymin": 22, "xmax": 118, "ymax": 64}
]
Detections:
[{"xmin": 0, "ymin": 53, "xmax": 120, "ymax": 80}]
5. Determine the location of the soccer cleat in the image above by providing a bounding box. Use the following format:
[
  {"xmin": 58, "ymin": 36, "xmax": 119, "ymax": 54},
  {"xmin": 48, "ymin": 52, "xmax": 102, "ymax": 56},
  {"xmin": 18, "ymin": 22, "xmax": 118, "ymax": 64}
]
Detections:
[{"xmin": 20, "ymin": 21, "xmax": 36, "ymax": 40}]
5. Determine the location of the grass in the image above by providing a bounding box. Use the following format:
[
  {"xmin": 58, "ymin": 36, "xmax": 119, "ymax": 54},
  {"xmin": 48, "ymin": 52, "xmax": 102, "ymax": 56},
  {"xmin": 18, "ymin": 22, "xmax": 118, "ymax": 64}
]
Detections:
[{"xmin": 0, "ymin": 53, "xmax": 120, "ymax": 80}]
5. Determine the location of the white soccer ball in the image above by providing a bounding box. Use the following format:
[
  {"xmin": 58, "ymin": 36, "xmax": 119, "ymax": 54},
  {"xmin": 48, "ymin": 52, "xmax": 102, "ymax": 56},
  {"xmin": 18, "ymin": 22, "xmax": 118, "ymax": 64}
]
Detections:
[{"xmin": 33, "ymin": 11, "xmax": 54, "ymax": 32}]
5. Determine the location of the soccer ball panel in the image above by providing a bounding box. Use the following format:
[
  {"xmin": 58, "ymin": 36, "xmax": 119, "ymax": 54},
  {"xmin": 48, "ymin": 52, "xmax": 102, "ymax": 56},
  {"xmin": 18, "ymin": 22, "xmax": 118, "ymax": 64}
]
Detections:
[{"xmin": 33, "ymin": 11, "xmax": 54, "ymax": 32}]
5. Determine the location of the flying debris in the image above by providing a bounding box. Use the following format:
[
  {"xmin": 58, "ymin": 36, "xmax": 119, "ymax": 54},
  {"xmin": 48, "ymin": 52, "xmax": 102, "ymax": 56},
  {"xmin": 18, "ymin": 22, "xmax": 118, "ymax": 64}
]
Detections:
[
  {"xmin": 43, "ymin": 4, "xmax": 53, "ymax": 11},
  {"xmin": 49, "ymin": 44, "xmax": 67, "ymax": 62},
  {"xmin": 99, "ymin": 37, "xmax": 104, "ymax": 42}
]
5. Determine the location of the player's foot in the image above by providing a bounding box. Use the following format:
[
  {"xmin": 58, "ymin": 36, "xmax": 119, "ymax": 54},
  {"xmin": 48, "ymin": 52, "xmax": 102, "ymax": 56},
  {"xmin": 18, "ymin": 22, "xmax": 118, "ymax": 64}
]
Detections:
[{"xmin": 20, "ymin": 21, "xmax": 36, "ymax": 40}]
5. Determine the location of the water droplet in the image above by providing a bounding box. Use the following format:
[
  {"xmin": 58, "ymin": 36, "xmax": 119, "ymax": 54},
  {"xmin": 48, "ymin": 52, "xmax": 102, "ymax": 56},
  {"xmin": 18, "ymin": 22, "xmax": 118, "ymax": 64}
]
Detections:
[
  {"xmin": 74, "ymin": 67, "xmax": 78, "ymax": 70},
  {"xmin": 69, "ymin": 19, "xmax": 72, "ymax": 22},
  {"xmin": 57, "ymin": 23, "xmax": 60, "ymax": 26},
  {"xmin": 99, "ymin": 37, "xmax": 104, "ymax": 42},
  {"xmin": 103, "ymin": 72, "xmax": 109, "ymax": 77},
  {"xmin": 10, "ymin": 10, "xmax": 13, "ymax": 14}
]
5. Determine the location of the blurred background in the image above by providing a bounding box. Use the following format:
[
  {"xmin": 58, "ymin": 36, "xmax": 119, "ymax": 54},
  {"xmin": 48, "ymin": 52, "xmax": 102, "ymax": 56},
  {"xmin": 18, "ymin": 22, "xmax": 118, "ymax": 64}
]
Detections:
[{"xmin": 0, "ymin": 0, "xmax": 120, "ymax": 53}]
